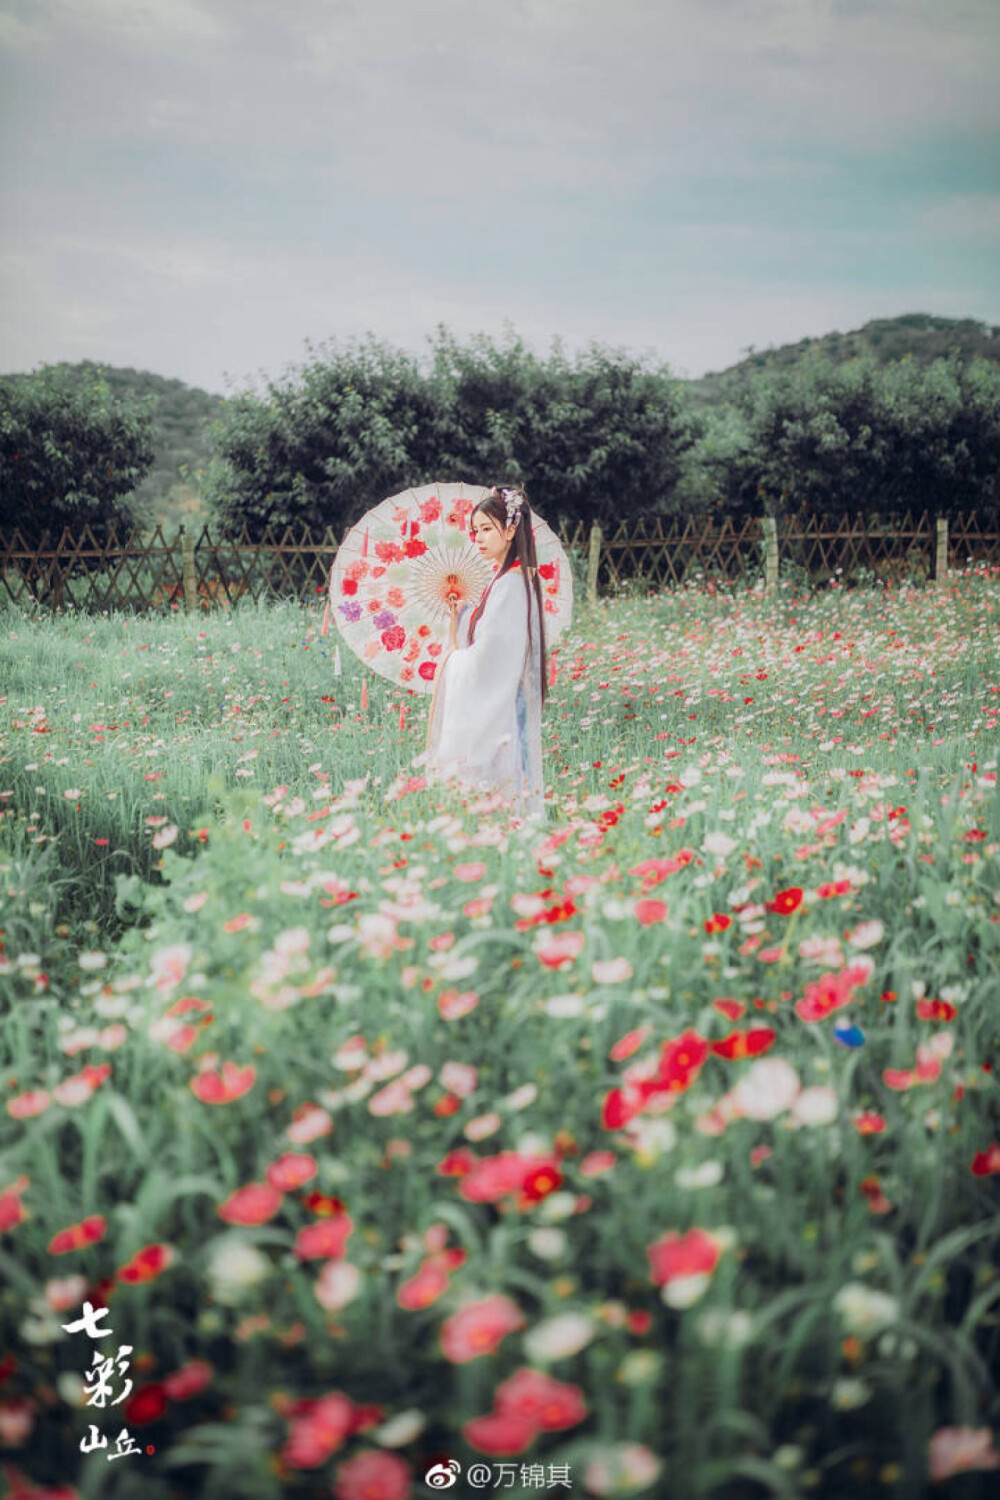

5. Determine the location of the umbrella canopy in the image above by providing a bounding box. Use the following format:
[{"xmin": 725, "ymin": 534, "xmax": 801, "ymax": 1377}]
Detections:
[{"xmin": 329, "ymin": 481, "xmax": 573, "ymax": 695}]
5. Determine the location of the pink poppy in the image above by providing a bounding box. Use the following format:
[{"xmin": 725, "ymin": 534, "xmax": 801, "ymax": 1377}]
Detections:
[
  {"xmin": 0, "ymin": 1176, "xmax": 29, "ymax": 1233},
  {"xmin": 438, "ymin": 989, "xmax": 479, "ymax": 1020},
  {"xmin": 266, "ymin": 1154, "xmax": 318, "ymax": 1192},
  {"xmin": 648, "ymin": 1227, "xmax": 722, "ymax": 1286},
  {"xmin": 286, "ymin": 1103, "xmax": 333, "ymax": 1143},
  {"xmin": 610, "ymin": 1027, "xmax": 652, "ymax": 1062},
  {"xmin": 463, "ymin": 1409, "xmax": 537, "ymax": 1456},
  {"xmin": 282, "ymin": 1392, "xmax": 355, "ymax": 1468},
  {"xmin": 439, "ymin": 1294, "xmax": 525, "ymax": 1363},
  {"xmin": 163, "ymin": 1360, "xmax": 213, "ymax": 1400},
  {"xmin": 217, "ymin": 1182, "xmax": 283, "ymax": 1227},
  {"xmin": 494, "ymin": 1368, "xmax": 588, "ymax": 1431},
  {"xmin": 397, "ymin": 1260, "xmax": 450, "ymax": 1310},
  {"xmin": 928, "ymin": 1426, "xmax": 1000, "ymax": 1483},
  {"xmin": 533, "ymin": 930, "xmax": 585, "ymax": 969},
  {"xmin": 334, "ymin": 1450, "xmax": 411, "ymax": 1500},
  {"xmin": 293, "ymin": 1215, "xmax": 354, "ymax": 1261},
  {"xmin": 6, "ymin": 1090, "xmax": 51, "ymax": 1120},
  {"xmin": 190, "ymin": 1062, "xmax": 256, "ymax": 1104}
]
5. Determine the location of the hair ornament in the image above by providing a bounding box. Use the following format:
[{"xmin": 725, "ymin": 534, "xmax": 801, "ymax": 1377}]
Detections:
[{"xmin": 497, "ymin": 485, "xmax": 525, "ymax": 529}]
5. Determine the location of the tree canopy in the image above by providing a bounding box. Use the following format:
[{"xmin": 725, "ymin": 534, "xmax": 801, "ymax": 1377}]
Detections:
[
  {"xmin": 204, "ymin": 326, "xmax": 696, "ymax": 535},
  {"xmin": 0, "ymin": 364, "xmax": 156, "ymax": 539}
]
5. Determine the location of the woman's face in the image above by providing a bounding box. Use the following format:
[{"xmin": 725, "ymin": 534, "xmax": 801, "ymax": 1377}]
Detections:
[{"xmin": 470, "ymin": 510, "xmax": 516, "ymax": 566}]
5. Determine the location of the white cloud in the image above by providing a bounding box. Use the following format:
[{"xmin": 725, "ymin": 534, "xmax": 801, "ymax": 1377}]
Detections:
[
  {"xmin": 54, "ymin": 0, "xmax": 227, "ymax": 46},
  {"xmin": 0, "ymin": 0, "xmax": 996, "ymax": 387}
]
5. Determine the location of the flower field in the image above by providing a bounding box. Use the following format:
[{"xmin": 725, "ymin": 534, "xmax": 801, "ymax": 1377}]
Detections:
[{"xmin": 1, "ymin": 571, "xmax": 999, "ymax": 1500}]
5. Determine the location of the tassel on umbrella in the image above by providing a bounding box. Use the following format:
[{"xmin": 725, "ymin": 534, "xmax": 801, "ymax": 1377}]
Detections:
[{"xmin": 360, "ymin": 679, "xmax": 368, "ymax": 711}]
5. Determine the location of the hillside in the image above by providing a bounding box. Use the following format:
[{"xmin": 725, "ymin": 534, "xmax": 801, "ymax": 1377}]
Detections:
[{"xmin": 685, "ymin": 313, "xmax": 1000, "ymax": 409}]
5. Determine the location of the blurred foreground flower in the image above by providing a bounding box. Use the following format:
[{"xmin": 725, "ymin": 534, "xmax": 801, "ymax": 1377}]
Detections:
[
  {"xmin": 928, "ymin": 1426, "xmax": 1000, "ymax": 1483},
  {"xmin": 584, "ymin": 1441, "xmax": 662, "ymax": 1495}
]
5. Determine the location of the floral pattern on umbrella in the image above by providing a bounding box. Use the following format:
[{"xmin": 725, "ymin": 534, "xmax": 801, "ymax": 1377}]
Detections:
[{"xmin": 330, "ymin": 482, "xmax": 573, "ymax": 695}]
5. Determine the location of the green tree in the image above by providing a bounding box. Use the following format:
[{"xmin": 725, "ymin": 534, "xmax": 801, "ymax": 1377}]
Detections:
[
  {"xmin": 707, "ymin": 352, "xmax": 1000, "ymax": 519},
  {"xmin": 203, "ymin": 335, "xmax": 442, "ymax": 537},
  {"xmin": 0, "ymin": 364, "xmax": 155, "ymax": 538},
  {"xmin": 429, "ymin": 326, "xmax": 696, "ymax": 528},
  {"xmin": 206, "ymin": 326, "xmax": 697, "ymax": 535}
]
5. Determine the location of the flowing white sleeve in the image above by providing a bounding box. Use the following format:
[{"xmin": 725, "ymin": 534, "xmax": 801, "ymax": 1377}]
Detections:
[{"xmin": 425, "ymin": 575, "xmax": 528, "ymax": 778}]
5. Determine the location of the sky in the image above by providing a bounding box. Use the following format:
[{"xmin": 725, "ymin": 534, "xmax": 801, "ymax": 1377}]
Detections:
[{"xmin": 1, "ymin": 0, "xmax": 998, "ymax": 395}]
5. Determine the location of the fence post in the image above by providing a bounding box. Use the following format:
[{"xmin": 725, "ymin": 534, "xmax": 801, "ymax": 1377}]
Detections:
[
  {"xmin": 934, "ymin": 516, "xmax": 948, "ymax": 582},
  {"xmin": 181, "ymin": 529, "xmax": 198, "ymax": 613},
  {"xmin": 587, "ymin": 521, "xmax": 603, "ymax": 605},
  {"xmin": 762, "ymin": 515, "xmax": 778, "ymax": 593}
]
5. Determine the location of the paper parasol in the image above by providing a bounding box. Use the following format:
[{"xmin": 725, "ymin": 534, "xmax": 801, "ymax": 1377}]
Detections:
[{"xmin": 328, "ymin": 481, "xmax": 573, "ymax": 695}]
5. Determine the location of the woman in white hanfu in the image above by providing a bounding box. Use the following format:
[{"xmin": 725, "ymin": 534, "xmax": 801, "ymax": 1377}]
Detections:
[{"xmin": 424, "ymin": 485, "xmax": 548, "ymax": 821}]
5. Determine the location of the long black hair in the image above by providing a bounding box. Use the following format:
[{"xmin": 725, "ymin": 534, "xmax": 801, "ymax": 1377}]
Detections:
[{"xmin": 466, "ymin": 485, "xmax": 549, "ymax": 707}]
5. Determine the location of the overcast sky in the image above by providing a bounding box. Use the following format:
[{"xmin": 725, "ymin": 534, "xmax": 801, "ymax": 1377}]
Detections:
[{"xmin": 1, "ymin": 0, "xmax": 998, "ymax": 395}]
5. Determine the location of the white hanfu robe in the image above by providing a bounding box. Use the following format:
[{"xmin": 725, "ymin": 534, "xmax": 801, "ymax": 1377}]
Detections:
[{"xmin": 425, "ymin": 568, "xmax": 545, "ymax": 820}]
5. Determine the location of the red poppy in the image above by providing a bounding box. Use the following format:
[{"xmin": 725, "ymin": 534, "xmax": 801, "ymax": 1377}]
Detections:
[
  {"xmin": 971, "ymin": 1144, "xmax": 1000, "ymax": 1176},
  {"xmin": 117, "ymin": 1244, "xmax": 175, "ymax": 1284},
  {"xmin": 710, "ymin": 1027, "xmax": 777, "ymax": 1061},
  {"xmin": 124, "ymin": 1382, "xmax": 168, "ymax": 1425},
  {"xmin": 767, "ymin": 887, "xmax": 804, "ymax": 916},
  {"xmin": 0, "ymin": 1177, "xmax": 29, "ymax": 1233},
  {"xmin": 48, "ymin": 1215, "xmax": 107, "ymax": 1255},
  {"xmin": 655, "ymin": 1030, "xmax": 709, "ymax": 1091}
]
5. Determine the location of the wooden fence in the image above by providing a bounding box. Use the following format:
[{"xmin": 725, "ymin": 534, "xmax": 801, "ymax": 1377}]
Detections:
[{"xmin": 2, "ymin": 512, "xmax": 999, "ymax": 613}]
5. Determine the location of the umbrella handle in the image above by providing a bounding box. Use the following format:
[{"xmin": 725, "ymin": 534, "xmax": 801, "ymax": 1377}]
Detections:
[{"xmin": 321, "ymin": 559, "xmax": 335, "ymax": 636}]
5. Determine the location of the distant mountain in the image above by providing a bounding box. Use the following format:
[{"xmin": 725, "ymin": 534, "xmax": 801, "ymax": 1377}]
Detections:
[
  {"xmin": 685, "ymin": 313, "xmax": 1000, "ymax": 409},
  {"xmin": 0, "ymin": 360, "xmax": 227, "ymax": 530}
]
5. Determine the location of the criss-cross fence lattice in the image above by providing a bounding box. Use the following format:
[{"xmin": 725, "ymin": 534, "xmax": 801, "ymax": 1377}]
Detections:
[
  {"xmin": 778, "ymin": 511, "xmax": 936, "ymax": 584},
  {"xmin": 0, "ymin": 524, "xmax": 183, "ymax": 612},
  {"xmin": 2, "ymin": 512, "xmax": 999, "ymax": 612},
  {"xmin": 598, "ymin": 515, "xmax": 764, "ymax": 592}
]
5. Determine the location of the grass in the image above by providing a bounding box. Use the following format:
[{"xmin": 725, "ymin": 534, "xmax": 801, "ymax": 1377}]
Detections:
[{"xmin": 1, "ymin": 569, "xmax": 998, "ymax": 1500}]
